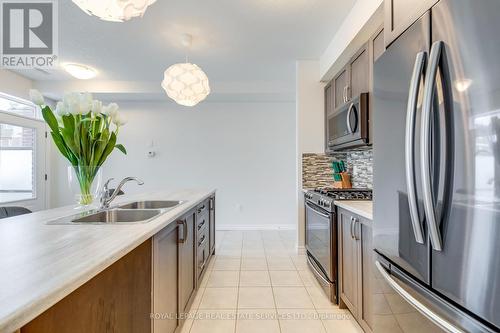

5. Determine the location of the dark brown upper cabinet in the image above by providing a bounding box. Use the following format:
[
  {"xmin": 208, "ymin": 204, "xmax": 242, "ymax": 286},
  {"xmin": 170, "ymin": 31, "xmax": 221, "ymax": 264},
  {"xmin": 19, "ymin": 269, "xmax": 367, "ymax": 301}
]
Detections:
[
  {"xmin": 333, "ymin": 67, "xmax": 349, "ymax": 109},
  {"xmin": 384, "ymin": 0, "xmax": 438, "ymax": 47},
  {"xmin": 372, "ymin": 28, "xmax": 385, "ymax": 64},
  {"xmin": 331, "ymin": 42, "xmax": 369, "ymax": 112},
  {"xmin": 348, "ymin": 44, "xmax": 369, "ymax": 101}
]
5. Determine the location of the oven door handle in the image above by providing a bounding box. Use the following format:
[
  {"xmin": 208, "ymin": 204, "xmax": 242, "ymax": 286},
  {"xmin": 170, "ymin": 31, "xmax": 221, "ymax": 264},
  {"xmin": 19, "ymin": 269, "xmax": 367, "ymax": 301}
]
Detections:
[
  {"xmin": 305, "ymin": 202, "xmax": 331, "ymax": 219},
  {"xmin": 307, "ymin": 255, "xmax": 331, "ymax": 285}
]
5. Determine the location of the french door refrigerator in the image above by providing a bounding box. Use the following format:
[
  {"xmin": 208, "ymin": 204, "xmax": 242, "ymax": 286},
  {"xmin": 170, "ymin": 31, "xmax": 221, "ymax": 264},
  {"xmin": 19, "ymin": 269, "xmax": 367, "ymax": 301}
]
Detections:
[{"xmin": 373, "ymin": 0, "xmax": 500, "ymax": 332}]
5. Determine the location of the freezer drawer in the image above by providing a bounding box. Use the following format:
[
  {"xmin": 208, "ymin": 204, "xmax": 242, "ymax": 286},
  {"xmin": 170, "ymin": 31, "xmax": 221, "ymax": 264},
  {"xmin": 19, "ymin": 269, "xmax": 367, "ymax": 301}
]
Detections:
[{"xmin": 373, "ymin": 256, "xmax": 495, "ymax": 333}]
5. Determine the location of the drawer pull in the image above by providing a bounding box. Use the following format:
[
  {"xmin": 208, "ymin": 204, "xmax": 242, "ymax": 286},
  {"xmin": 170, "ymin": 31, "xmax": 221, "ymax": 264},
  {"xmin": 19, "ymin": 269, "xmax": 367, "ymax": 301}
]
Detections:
[
  {"xmin": 197, "ymin": 205, "xmax": 206, "ymax": 214},
  {"xmin": 197, "ymin": 219, "xmax": 206, "ymax": 230},
  {"xmin": 198, "ymin": 234, "xmax": 206, "ymax": 247}
]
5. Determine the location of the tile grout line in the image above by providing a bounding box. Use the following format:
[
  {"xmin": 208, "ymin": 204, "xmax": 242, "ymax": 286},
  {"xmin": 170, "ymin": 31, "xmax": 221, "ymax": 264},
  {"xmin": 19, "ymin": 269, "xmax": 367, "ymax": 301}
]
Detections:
[
  {"xmin": 262, "ymin": 231, "xmax": 284, "ymax": 333},
  {"xmin": 233, "ymin": 231, "xmax": 244, "ymax": 333}
]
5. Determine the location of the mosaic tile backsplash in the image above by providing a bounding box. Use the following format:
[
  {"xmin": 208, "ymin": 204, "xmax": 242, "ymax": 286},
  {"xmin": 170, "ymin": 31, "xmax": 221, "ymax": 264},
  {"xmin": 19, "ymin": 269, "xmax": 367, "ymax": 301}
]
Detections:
[{"xmin": 302, "ymin": 149, "xmax": 373, "ymax": 189}]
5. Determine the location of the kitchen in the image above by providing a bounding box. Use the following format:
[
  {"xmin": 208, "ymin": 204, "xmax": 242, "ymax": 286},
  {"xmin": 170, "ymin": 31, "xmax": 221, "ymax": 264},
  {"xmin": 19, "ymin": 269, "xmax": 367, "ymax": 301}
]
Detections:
[{"xmin": 0, "ymin": 0, "xmax": 499, "ymax": 333}]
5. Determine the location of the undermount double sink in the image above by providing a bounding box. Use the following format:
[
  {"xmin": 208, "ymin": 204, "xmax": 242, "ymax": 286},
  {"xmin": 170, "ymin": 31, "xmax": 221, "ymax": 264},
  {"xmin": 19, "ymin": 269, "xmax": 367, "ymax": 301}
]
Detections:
[{"xmin": 49, "ymin": 200, "xmax": 184, "ymax": 225}]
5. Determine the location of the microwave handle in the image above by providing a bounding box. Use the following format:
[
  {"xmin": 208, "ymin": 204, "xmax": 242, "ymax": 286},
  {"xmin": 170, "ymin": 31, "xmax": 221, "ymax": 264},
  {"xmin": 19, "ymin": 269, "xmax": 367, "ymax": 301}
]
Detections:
[{"xmin": 346, "ymin": 103, "xmax": 355, "ymax": 134}]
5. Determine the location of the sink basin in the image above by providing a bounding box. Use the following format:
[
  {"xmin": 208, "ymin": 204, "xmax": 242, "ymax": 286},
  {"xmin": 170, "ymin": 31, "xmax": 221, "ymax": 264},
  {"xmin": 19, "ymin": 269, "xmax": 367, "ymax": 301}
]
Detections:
[
  {"xmin": 71, "ymin": 209, "xmax": 161, "ymax": 224},
  {"xmin": 117, "ymin": 200, "xmax": 183, "ymax": 210}
]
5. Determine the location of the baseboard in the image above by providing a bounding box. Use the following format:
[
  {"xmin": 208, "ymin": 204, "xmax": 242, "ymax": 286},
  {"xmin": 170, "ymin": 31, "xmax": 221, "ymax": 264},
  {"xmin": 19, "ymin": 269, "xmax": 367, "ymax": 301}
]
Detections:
[{"xmin": 216, "ymin": 224, "xmax": 297, "ymax": 231}]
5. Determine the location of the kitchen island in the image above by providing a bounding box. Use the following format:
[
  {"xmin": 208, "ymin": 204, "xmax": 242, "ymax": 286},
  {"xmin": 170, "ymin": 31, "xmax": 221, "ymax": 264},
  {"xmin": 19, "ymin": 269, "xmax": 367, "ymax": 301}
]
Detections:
[{"xmin": 0, "ymin": 188, "xmax": 216, "ymax": 333}]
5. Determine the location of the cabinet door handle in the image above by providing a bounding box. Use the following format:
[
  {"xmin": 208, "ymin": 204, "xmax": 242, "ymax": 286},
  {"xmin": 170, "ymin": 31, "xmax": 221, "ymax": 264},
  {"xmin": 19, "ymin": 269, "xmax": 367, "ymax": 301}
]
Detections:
[
  {"xmin": 353, "ymin": 218, "xmax": 360, "ymax": 241},
  {"xmin": 346, "ymin": 85, "xmax": 350, "ymax": 101},
  {"xmin": 349, "ymin": 217, "xmax": 354, "ymax": 239},
  {"xmin": 177, "ymin": 219, "xmax": 187, "ymax": 243}
]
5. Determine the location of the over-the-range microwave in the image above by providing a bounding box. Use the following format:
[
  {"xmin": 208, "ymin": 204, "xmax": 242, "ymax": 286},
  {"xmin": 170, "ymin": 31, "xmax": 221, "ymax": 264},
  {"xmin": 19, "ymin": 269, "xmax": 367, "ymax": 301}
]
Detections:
[{"xmin": 326, "ymin": 93, "xmax": 369, "ymax": 152}]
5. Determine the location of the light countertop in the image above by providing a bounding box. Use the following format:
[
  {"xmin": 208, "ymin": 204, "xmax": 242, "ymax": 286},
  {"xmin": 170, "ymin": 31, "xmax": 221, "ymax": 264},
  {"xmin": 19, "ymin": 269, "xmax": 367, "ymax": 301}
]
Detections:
[
  {"xmin": 0, "ymin": 188, "xmax": 215, "ymax": 333},
  {"xmin": 334, "ymin": 200, "xmax": 373, "ymax": 220}
]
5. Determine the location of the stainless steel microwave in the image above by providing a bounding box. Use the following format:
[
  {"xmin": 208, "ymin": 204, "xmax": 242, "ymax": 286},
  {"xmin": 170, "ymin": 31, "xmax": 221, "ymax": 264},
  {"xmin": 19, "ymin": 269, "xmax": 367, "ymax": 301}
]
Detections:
[{"xmin": 326, "ymin": 93, "xmax": 369, "ymax": 152}]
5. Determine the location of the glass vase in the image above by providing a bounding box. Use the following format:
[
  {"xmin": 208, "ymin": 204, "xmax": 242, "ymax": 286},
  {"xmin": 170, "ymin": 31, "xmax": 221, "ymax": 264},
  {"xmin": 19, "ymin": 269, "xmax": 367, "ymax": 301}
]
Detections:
[{"xmin": 68, "ymin": 166, "xmax": 103, "ymax": 206}]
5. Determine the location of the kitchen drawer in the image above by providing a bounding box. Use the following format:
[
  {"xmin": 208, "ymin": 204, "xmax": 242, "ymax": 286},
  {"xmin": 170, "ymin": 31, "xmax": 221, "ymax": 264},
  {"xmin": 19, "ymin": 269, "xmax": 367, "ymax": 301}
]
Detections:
[
  {"xmin": 196, "ymin": 200, "xmax": 209, "ymax": 217},
  {"xmin": 197, "ymin": 224, "xmax": 208, "ymax": 248},
  {"xmin": 197, "ymin": 233, "xmax": 210, "ymax": 278}
]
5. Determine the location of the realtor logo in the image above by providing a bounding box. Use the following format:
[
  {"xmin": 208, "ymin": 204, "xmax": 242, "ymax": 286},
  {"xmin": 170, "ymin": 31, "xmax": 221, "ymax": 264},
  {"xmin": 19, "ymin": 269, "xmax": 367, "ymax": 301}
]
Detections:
[{"xmin": 1, "ymin": 0, "xmax": 58, "ymax": 68}]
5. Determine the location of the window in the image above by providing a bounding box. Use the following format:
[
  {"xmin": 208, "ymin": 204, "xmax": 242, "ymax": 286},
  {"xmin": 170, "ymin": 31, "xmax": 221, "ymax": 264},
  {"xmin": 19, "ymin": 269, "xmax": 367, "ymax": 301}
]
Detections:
[
  {"xmin": 0, "ymin": 123, "xmax": 36, "ymax": 203},
  {"xmin": 0, "ymin": 92, "xmax": 40, "ymax": 119},
  {"xmin": 0, "ymin": 93, "xmax": 46, "ymax": 210}
]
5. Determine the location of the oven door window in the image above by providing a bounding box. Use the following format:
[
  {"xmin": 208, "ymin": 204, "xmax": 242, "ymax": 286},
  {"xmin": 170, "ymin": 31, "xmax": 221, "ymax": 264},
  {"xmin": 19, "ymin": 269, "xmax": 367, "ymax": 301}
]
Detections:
[{"xmin": 305, "ymin": 203, "xmax": 332, "ymax": 281}]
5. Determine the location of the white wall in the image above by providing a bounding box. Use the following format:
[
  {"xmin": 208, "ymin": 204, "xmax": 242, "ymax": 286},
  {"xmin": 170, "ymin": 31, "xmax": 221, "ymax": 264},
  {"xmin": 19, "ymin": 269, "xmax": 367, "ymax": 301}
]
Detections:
[
  {"xmin": 296, "ymin": 61, "xmax": 325, "ymax": 248},
  {"xmin": 0, "ymin": 70, "xmax": 33, "ymax": 99},
  {"xmin": 320, "ymin": 0, "xmax": 383, "ymax": 81},
  {"xmin": 50, "ymin": 101, "xmax": 297, "ymax": 230}
]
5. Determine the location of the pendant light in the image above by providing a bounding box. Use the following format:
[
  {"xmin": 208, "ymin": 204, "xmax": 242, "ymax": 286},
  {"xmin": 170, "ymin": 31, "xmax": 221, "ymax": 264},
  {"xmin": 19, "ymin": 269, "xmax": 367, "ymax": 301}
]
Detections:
[
  {"xmin": 72, "ymin": 0, "xmax": 157, "ymax": 22},
  {"xmin": 161, "ymin": 34, "xmax": 211, "ymax": 107}
]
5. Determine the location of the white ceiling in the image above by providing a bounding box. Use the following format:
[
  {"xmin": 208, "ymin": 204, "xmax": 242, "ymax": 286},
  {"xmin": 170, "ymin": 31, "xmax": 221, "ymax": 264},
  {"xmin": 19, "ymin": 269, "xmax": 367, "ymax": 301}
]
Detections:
[{"xmin": 17, "ymin": 0, "xmax": 356, "ymax": 102}]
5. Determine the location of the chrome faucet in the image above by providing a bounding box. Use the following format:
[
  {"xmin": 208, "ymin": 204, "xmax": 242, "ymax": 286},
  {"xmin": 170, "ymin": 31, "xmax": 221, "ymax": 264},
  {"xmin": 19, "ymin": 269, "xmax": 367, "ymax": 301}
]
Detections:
[{"xmin": 99, "ymin": 177, "xmax": 144, "ymax": 209}]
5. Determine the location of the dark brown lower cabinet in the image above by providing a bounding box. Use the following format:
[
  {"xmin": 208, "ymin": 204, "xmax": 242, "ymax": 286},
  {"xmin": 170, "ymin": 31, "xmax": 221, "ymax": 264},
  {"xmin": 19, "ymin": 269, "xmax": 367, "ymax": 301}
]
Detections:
[
  {"xmin": 21, "ymin": 240, "xmax": 153, "ymax": 333},
  {"xmin": 153, "ymin": 222, "xmax": 180, "ymax": 333},
  {"xmin": 20, "ymin": 197, "xmax": 216, "ymax": 333},
  {"xmin": 338, "ymin": 207, "xmax": 373, "ymax": 333},
  {"xmin": 209, "ymin": 196, "xmax": 215, "ymax": 255},
  {"xmin": 179, "ymin": 209, "xmax": 196, "ymax": 315}
]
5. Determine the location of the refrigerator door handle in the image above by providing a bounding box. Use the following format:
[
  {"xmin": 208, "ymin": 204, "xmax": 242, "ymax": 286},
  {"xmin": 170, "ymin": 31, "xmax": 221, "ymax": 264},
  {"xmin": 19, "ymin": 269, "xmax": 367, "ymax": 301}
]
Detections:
[
  {"xmin": 421, "ymin": 41, "xmax": 444, "ymax": 251},
  {"xmin": 375, "ymin": 261, "xmax": 465, "ymax": 333},
  {"xmin": 405, "ymin": 51, "xmax": 426, "ymax": 244}
]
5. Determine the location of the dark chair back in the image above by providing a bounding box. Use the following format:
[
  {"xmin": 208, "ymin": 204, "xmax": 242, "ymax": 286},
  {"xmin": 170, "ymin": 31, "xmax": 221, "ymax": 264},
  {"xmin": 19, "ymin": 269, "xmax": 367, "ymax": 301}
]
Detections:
[{"xmin": 0, "ymin": 206, "xmax": 32, "ymax": 219}]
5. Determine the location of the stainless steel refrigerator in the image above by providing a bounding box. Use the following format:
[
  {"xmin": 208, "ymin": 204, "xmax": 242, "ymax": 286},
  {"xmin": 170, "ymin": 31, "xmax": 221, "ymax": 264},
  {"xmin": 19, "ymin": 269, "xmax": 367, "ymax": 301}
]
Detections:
[{"xmin": 373, "ymin": 0, "xmax": 500, "ymax": 332}]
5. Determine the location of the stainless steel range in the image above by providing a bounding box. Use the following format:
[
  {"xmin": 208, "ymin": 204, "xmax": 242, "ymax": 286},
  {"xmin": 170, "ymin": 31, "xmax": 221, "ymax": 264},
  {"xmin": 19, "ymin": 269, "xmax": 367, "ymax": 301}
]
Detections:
[{"xmin": 304, "ymin": 188, "xmax": 372, "ymax": 303}]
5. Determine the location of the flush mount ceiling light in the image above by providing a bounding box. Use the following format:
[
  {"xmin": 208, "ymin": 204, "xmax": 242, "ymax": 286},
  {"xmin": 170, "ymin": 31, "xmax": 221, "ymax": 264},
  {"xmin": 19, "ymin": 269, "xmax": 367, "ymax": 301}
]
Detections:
[
  {"xmin": 62, "ymin": 63, "xmax": 98, "ymax": 80},
  {"xmin": 72, "ymin": 0, "xmax": 157, "ymax": 22},
  {"xmin": 161, "ymin": 34, "xmax": 210, "ymax": 107}
]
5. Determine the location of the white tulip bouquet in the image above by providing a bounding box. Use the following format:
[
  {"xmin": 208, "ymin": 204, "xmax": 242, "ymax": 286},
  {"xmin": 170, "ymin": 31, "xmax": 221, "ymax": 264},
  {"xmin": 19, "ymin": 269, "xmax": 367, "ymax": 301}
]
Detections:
[{"xmin": 30, "ymin": 89, "xmax": 127, "ymax": 205}]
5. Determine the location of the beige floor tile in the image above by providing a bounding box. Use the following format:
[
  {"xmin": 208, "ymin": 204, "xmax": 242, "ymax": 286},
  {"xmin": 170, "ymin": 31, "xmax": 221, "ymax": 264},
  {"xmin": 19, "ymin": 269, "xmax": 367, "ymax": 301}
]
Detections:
[
  {"xmin": 298, "ymin": 269, "xmax": 321, "ymax": 287},
  {"xmin": 199, "ymin": 287, "xmax": 238, "ymax": 309},
  {"xmin": 266, "ymin": 256, "xmax": 295, "ymax": 270},
  {"xmin": 290, "ymin": 255, "xmax": 309, "ymax": 271},
  {"xmin": 241, "ymin": 257, "xmax": 268, "ymax": 271},
  {"xmin": 236, "ymin": 309, "xmax": 280, "ymax": 333},
  {"xmin": 179, "ymin": 318, "xmax": 195, "ymax": 333},
  {"xmin": 278, "ymin": 308, "xmax": 326, "ymax": 333},
  {"xmin": 191, "ymin": 288, "xmax": 205, "ymax": 310},
  {"xmin": 241, "ymin": 249, "xmax": 267, "ymax": 257},
  {"xmin": 199, "ymin": 270, "xmax": 211, "ymax": 287},
  {"xmin": 318, "ymin": 309, "xmax": 362, "ymax": 333},
  {"xmin": 238, "ymin": 287, "xmax": 276, "ymax": 309},
  {"xmin": 191, "ymin": 310, "xmax": 236, "ymax": 333},
  {"xmin": 207, "ymin": 271, "xmax": 240, "ymax": 287},
  {"xmin": 270, "ymin": 270, "xmax": 303, "ymax": 286},
  {"xmin": 239, "ymin": 270, "xmax": 271, "ymax": 287},
  {"xmin": 213, "ymin": 258, "xmax": 241, "ymax": 271},
  {"xmin": 273, "ymin": 287, "xmax": 314, "ymax": 308},
  {"xmin": 306, "ymin": 286, "xmax": 337, "ymax": 309}
]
